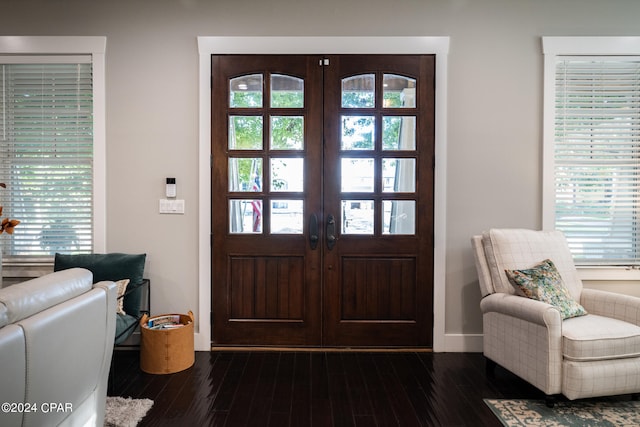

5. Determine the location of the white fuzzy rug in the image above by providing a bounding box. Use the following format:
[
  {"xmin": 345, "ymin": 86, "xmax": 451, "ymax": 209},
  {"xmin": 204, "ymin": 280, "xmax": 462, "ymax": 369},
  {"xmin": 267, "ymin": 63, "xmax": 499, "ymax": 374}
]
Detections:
[{"xmin": 104, "ymin": 396, "xmax": 153, "ymax": 427}]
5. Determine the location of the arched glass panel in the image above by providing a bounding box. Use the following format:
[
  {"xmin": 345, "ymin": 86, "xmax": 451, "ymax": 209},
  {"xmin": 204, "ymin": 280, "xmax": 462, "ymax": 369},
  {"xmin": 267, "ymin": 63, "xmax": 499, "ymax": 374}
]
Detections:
[
  {"xmin": 342, "ymin": 74, "xmax": 375, "ymax": 108},
  {"xmin": 271, "ymin": 74, "xmax": 304, "ymax": 108},
  {"xmin": 230, "ymin": 74, "xmax": 263, "ymax": 108},
  {"xmin": 383, "ymin": 74, "xmax": 416, "ymax": 108}
]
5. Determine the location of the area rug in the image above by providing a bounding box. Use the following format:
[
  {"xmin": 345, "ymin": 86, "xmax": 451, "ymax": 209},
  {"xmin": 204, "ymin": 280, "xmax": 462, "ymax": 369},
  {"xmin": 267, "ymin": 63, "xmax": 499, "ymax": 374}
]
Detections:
[
  {"xmin": 484, "ymin": 399, "xmax": 640, "ymax": 427},
  {"xmin": 104, "ymin": 396, "xmax": 153, "ymax": 427}
]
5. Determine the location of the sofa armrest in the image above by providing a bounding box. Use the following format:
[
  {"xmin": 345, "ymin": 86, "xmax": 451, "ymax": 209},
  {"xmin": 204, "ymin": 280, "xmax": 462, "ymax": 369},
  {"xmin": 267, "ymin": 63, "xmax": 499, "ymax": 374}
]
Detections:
[
  {"xmin": 581, "ymin": 288, "xmax": 640, "ymax": 326},
  {"xmin": 480, "ymin": 292, "xmax": 563, "ymax": 328},
  {"xmin": 0, "ymin": 268, "xmax": 93, "ymax": 324}
]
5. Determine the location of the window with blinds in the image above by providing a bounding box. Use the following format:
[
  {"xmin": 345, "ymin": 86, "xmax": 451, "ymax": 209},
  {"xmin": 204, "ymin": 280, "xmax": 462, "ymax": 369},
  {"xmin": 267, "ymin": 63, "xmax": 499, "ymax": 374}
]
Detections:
[
  {"xmin": 553, "ymin": 57, "xmax": 640, "ymax": 265},
  {"xmin": 0, "ymin": 58, "xmax": 93, "ymax": 258}
]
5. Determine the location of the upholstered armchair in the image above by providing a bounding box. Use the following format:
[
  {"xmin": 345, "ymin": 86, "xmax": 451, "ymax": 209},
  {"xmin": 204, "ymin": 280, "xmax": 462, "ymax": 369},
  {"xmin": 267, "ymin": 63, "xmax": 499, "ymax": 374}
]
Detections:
[{"xmin": 471, "ymin": 229, "xmax": 640, "ymax": 403}]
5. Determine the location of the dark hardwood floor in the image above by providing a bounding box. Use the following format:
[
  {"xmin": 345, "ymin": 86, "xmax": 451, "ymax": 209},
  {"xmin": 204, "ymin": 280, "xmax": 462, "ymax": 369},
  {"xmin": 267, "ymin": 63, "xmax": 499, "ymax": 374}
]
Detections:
[{"xmin": 109, "ymin": 350, "xmax": 544, "ymax": 426}]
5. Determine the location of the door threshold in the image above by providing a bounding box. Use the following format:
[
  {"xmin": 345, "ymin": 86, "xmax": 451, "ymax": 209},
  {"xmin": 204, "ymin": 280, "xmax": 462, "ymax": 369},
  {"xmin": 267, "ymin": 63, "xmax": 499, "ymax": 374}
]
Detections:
[{"xmin": 211, "ymin": 346, "xmax": 433, "ymax": 353}]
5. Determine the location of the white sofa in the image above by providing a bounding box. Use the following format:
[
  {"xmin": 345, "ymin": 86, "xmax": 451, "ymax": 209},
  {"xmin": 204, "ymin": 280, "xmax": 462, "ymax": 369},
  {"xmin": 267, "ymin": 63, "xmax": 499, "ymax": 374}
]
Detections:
[
  {"xmin": 472, "ymin": 229, "xmax": 640, "ymax": 402},
  {"xmin": 0, "ymin": 268, "xmax": 116, "ymax": 427}
]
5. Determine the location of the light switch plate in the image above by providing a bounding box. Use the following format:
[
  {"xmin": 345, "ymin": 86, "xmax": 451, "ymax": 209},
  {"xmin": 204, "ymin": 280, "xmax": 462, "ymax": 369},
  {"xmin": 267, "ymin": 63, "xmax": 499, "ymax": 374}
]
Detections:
[{"xmin": 159, "ymin": 199, "xmax": 185, "ymax": 214}]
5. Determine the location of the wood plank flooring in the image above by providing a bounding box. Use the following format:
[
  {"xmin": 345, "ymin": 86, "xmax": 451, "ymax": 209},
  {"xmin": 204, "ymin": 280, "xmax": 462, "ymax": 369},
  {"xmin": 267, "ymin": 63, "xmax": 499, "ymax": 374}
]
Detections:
[{"xmin": 109, "ymin": 350, "xmax": 545, "ymax": 426}]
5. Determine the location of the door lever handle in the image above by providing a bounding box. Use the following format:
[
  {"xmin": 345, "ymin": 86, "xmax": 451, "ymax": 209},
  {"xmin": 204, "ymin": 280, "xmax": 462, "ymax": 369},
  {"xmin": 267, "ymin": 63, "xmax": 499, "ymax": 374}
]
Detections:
[
  {"xmin": 309, "ymin": 213, "xmax": 319, "ymax": 250},
  {"xmin": 326, "ymin": 214, "xmax": 337, "ymax": 250}
]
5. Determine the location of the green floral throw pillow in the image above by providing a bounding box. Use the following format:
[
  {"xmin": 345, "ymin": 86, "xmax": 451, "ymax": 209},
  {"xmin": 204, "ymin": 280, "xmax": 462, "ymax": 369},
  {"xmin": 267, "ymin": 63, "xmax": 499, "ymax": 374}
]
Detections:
[{"xmin": 505, "ymin": 259, "xmax": 587, "ymax": 319}]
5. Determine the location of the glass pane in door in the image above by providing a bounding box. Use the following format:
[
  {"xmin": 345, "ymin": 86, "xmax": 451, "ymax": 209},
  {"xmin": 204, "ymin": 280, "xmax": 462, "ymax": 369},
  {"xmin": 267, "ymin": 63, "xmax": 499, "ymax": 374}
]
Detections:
[
  {"xmin": 382, "ymin": 158, "xmax": 416, "ymax": 193},
  {"xmin": 271, "ymin": 199, "xmax": 303, "ymax": 234},
  {"xmin": 383, "ymin": 116, "xmax": 416, "ymax": 151},
  {"xmin": 229, "ymin": 116, "xmax": 263, "ymax": 150},
  {"xmin": 383, "ymin": 74, "xmax": 416, "ymax": 108},
  {"xmin": 383, "ymin": 200, "xmax": 416, "ymax": 235},
  {"xmin": 271, "ymin": 74, "xmax": 304, "ymax": 108},
  {"xmin": 229, "ymin": 199, "xmax": 262, "ymax": 234},
  {"xmin": 271, "ymin": 158, "xmax": 304, "ymax": 192},
  {"xmin": 270, "ymin": 116, "xmax": 304, "ymax": 150},
  {"xmin": 230, "ymin": 74, "xmax": 263, "ymax": 108},
  {"xmin": 341, "ymin": 158, "xmax": 374, "ymax": 192},
  {"xmin": 341, "ymin": 116, "xmax": 375, "ymax": 150},
  {"xmin": 342, "ymin": 74, "xmax": 375, "ymax": 108},
  {"xmin": 228, "ymin": 158, "xmax": 262, "ymax": 192},
  {"xmin": 341, "ymin": 200, "xmax": 374, "ymax": 235}
]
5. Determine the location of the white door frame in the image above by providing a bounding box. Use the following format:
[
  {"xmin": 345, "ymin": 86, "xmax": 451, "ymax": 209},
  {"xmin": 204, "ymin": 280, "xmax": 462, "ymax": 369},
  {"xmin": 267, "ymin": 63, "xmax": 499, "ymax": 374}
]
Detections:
[{"xmin": 196, "ymin": 36, "xmax": 449, "ymax": 351}]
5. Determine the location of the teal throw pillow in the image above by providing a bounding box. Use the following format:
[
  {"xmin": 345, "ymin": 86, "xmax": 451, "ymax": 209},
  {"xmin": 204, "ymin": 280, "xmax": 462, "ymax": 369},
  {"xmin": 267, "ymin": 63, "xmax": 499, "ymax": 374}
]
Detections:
[
  {"xmin": 505, "ymin": 259, "xmax": 587, "ymax": 320},
  {"xmin": 54, "ymin": 253, "xmax": 146, "ymax": 317}
]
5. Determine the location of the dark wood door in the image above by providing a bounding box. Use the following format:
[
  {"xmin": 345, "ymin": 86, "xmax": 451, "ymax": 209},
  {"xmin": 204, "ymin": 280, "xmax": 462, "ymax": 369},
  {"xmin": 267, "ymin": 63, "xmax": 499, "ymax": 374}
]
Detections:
[
  {"xmin": 211, "ymin": 55, "xmax": 323, "ymax": 345},
  {"xmin": 322, "ymin": 55, "xmax": 435, "ymax": 346},
  {"xmin": 211, "ymin": 54, "xmax": 434, "ymax": 347}
]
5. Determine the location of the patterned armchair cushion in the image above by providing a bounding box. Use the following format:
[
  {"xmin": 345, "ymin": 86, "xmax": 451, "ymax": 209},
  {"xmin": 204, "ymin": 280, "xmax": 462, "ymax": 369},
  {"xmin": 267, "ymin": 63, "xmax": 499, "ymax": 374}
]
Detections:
[{"xmin": 505, "ymin": 259, "xmax": 587, "ymax": 320}]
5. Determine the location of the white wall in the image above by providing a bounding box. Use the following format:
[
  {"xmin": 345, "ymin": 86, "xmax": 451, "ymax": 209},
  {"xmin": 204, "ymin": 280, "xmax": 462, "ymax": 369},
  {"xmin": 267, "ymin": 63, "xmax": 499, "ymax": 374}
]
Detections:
[{"xmin": 2, "ymin": 0, "xmax": 640, "ymax": 351}]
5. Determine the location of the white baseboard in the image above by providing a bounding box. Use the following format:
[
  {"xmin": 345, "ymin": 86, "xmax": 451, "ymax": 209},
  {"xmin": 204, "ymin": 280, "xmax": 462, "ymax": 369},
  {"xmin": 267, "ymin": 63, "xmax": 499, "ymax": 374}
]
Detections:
[
  {"xmin": 194, "ymin": 332, "xmax": 209, "ymax": 351},
  {"xmin": 441, "ymin": 333, "xmax": 483, "ymax": 353}
]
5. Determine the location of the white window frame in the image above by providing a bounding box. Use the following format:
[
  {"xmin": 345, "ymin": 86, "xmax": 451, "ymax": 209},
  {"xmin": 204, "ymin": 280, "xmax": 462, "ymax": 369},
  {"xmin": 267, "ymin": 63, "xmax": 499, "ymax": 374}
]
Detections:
[
  {"xmin": 543, "ymin": 36, "xmax": 640, "ymax": 281},
  {"xmin": 0, "ymin": 37, "xmax": 106, "ymax": 276}
]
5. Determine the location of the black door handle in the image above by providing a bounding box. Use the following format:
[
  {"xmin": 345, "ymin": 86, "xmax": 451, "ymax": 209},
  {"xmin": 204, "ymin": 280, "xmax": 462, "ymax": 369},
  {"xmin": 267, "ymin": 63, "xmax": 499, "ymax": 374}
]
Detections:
[
  {"xmin": 309, "ymin": 213, "xmax": 319, "ymax": 249},
  {"xmin": 326, "ymin": 214, "xmax": 336, "ymax": 250}
]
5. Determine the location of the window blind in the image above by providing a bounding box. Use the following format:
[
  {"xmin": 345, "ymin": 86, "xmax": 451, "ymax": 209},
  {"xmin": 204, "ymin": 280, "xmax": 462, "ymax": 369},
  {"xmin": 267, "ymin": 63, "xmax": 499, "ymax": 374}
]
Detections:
[
  {"xmin": 0, "ymin": 60, "xmax": 93, "ymax": 257},
  {"xmin": 554, "ymin": 57, "xmax": 640, "ymax": 265}
]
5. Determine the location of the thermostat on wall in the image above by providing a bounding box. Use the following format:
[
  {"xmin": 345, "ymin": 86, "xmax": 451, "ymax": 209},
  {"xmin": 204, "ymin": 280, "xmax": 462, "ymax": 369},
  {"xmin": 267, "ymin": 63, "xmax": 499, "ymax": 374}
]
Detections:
[{"xmin": 166, "ymin": 177, "xmax": 177, "ymax": 198}]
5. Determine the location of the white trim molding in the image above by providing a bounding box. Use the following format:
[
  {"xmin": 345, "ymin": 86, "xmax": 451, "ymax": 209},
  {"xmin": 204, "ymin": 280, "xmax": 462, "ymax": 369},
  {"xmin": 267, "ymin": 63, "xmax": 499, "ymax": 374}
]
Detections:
[
  {"xmin": 542, "ymin": 36, "xmax": 640, "ymax": 281},
  {"xmin": 196, "ymin": 36, "xmax": 449, "ymax": 352},
  {"xmin": 543, "ymin": 36, "xmax": 640, "ymax": 55},
  {"xmin": 445, "ymin": 334, "xmax": 484, "ymax": 353}
]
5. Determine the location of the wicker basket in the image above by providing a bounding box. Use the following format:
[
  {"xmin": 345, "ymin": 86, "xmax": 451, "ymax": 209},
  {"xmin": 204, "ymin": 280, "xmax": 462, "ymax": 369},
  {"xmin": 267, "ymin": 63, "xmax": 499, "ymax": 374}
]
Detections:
[{"xmin": 139, "ymin": 311, "xmax": 194, "ymax": 374}]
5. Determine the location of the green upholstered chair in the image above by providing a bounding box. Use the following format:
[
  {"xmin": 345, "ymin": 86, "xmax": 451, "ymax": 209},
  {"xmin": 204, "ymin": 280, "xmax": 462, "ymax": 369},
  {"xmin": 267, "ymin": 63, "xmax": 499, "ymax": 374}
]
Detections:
[{"xmin": 53, "ymin": 253, "xmax": 148, "ymax": 345}]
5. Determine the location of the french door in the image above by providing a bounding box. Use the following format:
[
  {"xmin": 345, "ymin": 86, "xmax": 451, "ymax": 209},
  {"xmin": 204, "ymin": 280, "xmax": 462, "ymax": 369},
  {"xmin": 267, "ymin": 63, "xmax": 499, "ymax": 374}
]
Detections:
[{"xmin": 211, "ymin": 54, "xmax": 434, "ymax": 347}]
